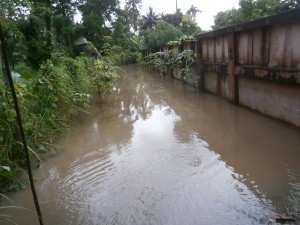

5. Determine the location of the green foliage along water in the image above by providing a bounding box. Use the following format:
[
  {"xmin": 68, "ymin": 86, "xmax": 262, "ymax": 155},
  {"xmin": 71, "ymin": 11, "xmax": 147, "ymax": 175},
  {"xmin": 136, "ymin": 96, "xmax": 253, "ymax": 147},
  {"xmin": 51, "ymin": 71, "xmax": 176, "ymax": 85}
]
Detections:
[
  {"xmin": 141, "ymin": 36, "xmax": 197, "ymax": 86},
  {"xmin": 0, "ymin": 53, "xmax": 118, "ymax": 193}
]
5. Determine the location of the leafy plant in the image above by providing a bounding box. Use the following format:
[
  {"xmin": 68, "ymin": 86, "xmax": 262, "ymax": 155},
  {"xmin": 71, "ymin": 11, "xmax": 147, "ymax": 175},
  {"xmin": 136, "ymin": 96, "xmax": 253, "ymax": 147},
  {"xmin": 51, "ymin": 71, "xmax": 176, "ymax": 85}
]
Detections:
[
  {"xmin": 143, "ymin": 52, "xmax": 167, "ymax": 75},
  {"xmin": 167, "ymin": 41, "xmax": 181, "ymax": 46},
  {"xmin": 91, "ymin": 59, "xmax": 119, "ymax": 94},
  {"xmin": 0, "ymin": 51, "xmax": 119, "ymax": 192},
  {"xmin": 139, "ymin": 20, "xmax": 183, "ymax": 51},
  {"xmin": 178, "ymin": 35, "xmax": 196, "ymax": 42},
  {"xmin": 177, "ymin": 49, "xmax": 197, "ymax": 84}
]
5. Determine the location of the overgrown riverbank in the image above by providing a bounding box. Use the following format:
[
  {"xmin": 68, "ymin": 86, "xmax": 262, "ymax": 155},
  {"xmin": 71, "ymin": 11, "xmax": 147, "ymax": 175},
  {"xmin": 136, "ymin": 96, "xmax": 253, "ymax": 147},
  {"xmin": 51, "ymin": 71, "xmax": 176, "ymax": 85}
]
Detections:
[{"xmin": 0, "ymin": 53, "xmax": 118, "ymax": 193}]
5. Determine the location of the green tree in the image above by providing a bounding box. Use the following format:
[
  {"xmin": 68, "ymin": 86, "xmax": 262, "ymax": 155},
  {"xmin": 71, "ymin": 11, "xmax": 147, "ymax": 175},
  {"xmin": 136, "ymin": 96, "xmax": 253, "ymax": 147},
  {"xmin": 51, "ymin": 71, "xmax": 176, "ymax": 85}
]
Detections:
[
  {"xmin": 161, "ymin": 10, "xmax": 183, "ymax": 27},
  {"xmin": 140, "ymin": 20, "xmax": 183, "ymax": 51},
  {"xmin": 1, "ymin": 0, "xmax": 30, "ymax": 72},
  {"xmin": 79, "ymin": 0, "xmax": 119, "ymax": 49},
  {"xmin": 52, "ymin": 0, "xmax": 78, "ymax": 18},
  {"xmin": 213, "ymin": 0, "xmax": 300, "ymax": 30},
  {"xmin": 18, "ymin": 4, "xmax": 53, "ymax": 69},
  {"xmin": 0, "ymin": 0, "xmax": 30, "ymax": 19},
  {"xmin": 111, "ymin": 8, "xmax": 131, "ymax": 46},
  {"xmin": 180, "ymin": 14, "xmax": 201, "ymax": 35},
  {"xmin": 212, "ymin": 8, "xmax": 240, "ymax": 29},
  {"xmin": 187, "ymin": 5, "xmax": 201, "ymax": 21},
  {"xmin": 141, "ymin": 7, "xmax": 159, "ymax": 29},
  {"xmin": 125, "ymin": 0, "xmax": 142, "ymax": 32},
  {"xmin": 51, "ymin": 0, "xmax": 80, "ymax": 49}
]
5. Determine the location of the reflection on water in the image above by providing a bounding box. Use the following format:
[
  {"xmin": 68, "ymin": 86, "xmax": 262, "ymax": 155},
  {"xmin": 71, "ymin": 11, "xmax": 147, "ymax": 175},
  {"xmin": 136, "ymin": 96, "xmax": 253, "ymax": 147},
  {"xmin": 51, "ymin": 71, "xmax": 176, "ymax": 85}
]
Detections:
[{"xmin": 4, "ymin": 65, "xmax": 300, "ymax": 225}]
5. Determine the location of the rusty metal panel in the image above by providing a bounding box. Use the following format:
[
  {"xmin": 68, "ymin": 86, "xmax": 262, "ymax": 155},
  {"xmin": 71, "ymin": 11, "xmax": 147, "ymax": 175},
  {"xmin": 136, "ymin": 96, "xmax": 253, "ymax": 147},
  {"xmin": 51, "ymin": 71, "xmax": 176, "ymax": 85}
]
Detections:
[
  {"xmin": 269, "ymin": 23, "xmax": 300, "ymax": 69},
  {"xmin": 237, "ymin": 31, "xmax": 250, "ymax": 65},
  {"xmin": 236, "ymin": 65, "xmax": 300, "ymax": 85},
  {"xmin": 247, "ymin": 31, "xmax": 253, "ymax": 64},
  {"xmin": 202, "ymin": 39, "xmax": 208, "ymax": 62},
  {"xmin": 252, "ymin": 28, "xmax": 263, "ymax": 65},
  {"xmin": 285, "ymin": 23, "xmax": 300, "ymax": 69},
  {"xmin": 196, "ymin": 40, "xmax": 201, "ymax": 60},
  {"xmin": 262, "ymin": 27, "xmax": 270, "ymax": 66},
  {"xmin": 291, "ymin": 23, "xmax": 300, "ymax": 69},
  {"xmin": 224, "ymin": 35, "xmax": 229, "ymax": 63},
  {"xmin": 215, "ymin": 36, "xmax": 223, "ymax": 63},
  {"xmin": 208, "ymin": 38, "xmax": 215, "ymax": 62},
  {"xmin": 269, "ymin": 24, "xmax": 286, "ymax": 67}
]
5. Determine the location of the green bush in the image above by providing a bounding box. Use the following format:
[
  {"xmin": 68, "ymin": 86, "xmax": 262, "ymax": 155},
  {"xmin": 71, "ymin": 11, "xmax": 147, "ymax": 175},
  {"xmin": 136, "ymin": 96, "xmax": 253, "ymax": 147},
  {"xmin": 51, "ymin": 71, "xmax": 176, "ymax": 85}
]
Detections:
[
  {"xmin": 0, "ymin": 53, "xmax": 118, "ymax": 193},
  {"xmin": 110, "ymin": 46, "xmax": 141, "ymax": 65}
]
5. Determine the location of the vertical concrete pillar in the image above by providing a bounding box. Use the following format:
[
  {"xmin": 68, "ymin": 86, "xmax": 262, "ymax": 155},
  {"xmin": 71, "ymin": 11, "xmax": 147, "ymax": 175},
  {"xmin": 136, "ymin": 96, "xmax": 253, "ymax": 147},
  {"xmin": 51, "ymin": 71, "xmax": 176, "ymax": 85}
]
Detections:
[{"xmin": 227, "ymin": 33, "xmax": 239, "ymax": 105}]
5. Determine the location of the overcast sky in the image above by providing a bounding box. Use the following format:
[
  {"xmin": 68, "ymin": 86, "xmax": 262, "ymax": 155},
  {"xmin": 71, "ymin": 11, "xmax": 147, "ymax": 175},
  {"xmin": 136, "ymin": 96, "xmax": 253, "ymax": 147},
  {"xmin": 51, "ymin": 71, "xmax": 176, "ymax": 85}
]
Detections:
[{"xmin": 120, "ymin": 0, "xmax": 240, "ymax": 30}]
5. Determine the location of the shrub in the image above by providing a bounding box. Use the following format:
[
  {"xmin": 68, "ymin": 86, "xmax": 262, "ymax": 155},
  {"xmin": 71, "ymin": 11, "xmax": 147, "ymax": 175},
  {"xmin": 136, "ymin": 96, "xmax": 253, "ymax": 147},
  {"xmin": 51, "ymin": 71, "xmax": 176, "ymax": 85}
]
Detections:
[{"xmin": 0, "ymin": 53, "xmax": 118, "ymax": 192}]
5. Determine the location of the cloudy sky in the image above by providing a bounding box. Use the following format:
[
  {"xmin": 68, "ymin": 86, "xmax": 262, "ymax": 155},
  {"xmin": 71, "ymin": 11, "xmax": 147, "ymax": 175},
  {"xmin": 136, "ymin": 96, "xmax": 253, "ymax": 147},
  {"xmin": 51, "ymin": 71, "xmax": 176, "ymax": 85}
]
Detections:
[{"xmin": 120, "ymin": 0, "xmax": 240, "ymax": 30}]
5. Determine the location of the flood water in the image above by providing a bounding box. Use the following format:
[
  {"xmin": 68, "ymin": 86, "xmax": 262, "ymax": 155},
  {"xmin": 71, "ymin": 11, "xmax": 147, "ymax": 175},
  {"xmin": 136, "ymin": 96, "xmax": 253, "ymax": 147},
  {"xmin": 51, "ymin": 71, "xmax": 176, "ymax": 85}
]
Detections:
[{"xmin": 4, "ymin": 65, "xmax": 300, "ymax": 225}]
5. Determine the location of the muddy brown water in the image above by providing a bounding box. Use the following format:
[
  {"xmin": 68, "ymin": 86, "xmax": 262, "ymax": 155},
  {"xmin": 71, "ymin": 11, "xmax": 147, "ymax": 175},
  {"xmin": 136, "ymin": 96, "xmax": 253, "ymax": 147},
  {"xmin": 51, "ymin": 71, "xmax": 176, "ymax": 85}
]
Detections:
[{"xmin": 3, "ymin": 65, "xmax": 300, "ymax": 225}]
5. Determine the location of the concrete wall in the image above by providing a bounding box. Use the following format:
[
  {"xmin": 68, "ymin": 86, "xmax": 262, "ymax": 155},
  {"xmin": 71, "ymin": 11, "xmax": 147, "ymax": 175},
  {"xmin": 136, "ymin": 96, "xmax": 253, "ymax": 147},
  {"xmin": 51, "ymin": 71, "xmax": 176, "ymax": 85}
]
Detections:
[
  {"xmin": 239, "ymin": 77, "xmax": 300, "ymax": 126},
  {"xmin": 196, "ymin": 10, "xmax": 300, "ymax": 127},
  {"xmin": 160, "ymin": 9, "xmax": 300, "ymax": 128}
]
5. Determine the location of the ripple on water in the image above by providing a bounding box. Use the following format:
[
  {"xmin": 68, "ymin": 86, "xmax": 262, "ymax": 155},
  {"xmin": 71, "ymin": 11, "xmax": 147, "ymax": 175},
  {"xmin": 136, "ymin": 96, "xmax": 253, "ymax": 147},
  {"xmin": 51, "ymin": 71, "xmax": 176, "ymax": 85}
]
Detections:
[
  {"xmin": 6, "ymin": 65, "xmax": 300, "ymax": 225},
  {"xmin": 52, "ymin": 133, "xmax": 275, "ymax": 225}
]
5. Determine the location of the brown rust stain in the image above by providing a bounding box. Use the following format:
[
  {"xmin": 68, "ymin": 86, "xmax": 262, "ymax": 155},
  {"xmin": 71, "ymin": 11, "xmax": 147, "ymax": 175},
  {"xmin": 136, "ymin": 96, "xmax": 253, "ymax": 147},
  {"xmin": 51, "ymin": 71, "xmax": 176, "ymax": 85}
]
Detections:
[{"xmin": 236, "ymin": 66, "xmax": 300, "ymax": 85}]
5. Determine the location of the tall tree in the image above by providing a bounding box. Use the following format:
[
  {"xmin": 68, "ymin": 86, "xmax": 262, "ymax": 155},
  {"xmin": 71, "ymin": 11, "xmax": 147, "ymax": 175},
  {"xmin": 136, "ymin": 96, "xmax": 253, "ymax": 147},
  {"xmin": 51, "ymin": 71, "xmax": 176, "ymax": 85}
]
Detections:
[
  {"xmin": 187, "ymin": 5, "xmax": 201, "ymax": 21},
  {"xmin": 180, "ymin": 14, "xmax": 201, "ymax": 35},
  {"xmin": 111, "ymin": 8, "xmax": 131, "ymax": 46},
  {"xmin": 16, "ymin": 1, "xmax": 53, "ymax": 69},
  {"xmin": 141, "ymin": 7, "xmax": 159, "ymax": 29},
  {"xmin": 0, "ymin": 0, "xmax": 30, "ymax": 19},
  {"xmin": 161, "ymin": 10, "xmax": 183, "ymax": 27},
  {"xmin": 52, "ymin": 0, "xmax": 79, "ymax": 49},
  {"xmin": 79, "ymin": 0, "xmax": 119, "ymax": 49},
  {"xmin": 139, "ymin": 20, "xmax": 183, "ymax": 51},
  {"xmin": 79, "ymin": 0, "xmax": 119, "ymax": 22},
  {"xmin": 213, "ymin": 0, "xmax": 300, "ymax": 30},
  {"xmin": 212, "ymin": 8, "xmax": 240, "ymax": 29},
  {"xmin": 125, "ymin": 0, "xmax": 142, "ymax": 32},
  {"xmin": 52, "ymin": 0, "xmax": 77, "ymax": 18}
]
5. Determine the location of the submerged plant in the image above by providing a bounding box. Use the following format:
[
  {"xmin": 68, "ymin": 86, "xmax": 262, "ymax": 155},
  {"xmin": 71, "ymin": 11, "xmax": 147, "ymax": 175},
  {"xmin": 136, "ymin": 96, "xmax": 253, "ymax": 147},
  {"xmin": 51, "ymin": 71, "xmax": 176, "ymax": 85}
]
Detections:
[
  {"xmin": 143, "ymin": 52, "xmax": 167, "ymax": 75},
  {"xmin": 177, "ymin": 49, "xmax": 197, "ymax": 85},
  {"xmin": 0, "ymin": 193, "xmax": 32, "ymax": 225},
  {"xmin": 92, "ymin": 59, "xmax": 119, "ymax": 94}
]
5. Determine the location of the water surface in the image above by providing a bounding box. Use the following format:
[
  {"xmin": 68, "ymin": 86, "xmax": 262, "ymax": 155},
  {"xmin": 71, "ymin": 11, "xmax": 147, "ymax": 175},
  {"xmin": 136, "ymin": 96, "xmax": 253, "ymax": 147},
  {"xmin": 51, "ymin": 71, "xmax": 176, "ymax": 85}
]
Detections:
[{"xmin": 4, "ymin": 65, "xmax": 300, "ymax": 225}]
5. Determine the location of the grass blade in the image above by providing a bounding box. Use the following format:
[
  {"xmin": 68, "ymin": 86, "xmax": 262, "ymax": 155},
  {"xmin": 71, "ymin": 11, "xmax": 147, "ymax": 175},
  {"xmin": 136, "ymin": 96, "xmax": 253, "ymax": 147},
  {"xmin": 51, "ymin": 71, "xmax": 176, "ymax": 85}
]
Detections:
[
  {"xmin": 0, "ymin": 194, "xmax": 13, "ymax": 203},
  {"xmin": 27, "ymin": 146, "xmax": 42, "ymax": 164}
]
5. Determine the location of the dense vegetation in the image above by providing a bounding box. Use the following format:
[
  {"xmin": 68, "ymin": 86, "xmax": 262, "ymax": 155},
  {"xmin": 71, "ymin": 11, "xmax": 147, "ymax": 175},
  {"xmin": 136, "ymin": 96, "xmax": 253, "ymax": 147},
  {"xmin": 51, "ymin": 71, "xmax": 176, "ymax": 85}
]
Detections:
[
  {"xmin": 0, "ymin": 0, "xmax": 202, "ymax": 195},
  {"xmin": 213, "ymin": 0, "xmax": 299, "ymax": 29},
  {"xmin": 1, "ymin": 0, "xmax": 299, "ymax": 223},
  {"xmin": 142, "ymin": 0, "xmax": 300, "ymax": 81},
  {"xmin": 141, "ymin": 36, "xmax": 197, "ymax": 85}
]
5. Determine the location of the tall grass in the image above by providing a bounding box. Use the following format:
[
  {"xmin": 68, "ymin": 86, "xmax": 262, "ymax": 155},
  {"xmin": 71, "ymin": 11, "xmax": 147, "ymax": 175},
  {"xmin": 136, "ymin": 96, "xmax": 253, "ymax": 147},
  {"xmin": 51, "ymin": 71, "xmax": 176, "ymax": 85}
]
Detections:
[{"xmin": 0, "ymin": 53, "xmax": 118, "ymax": 192}]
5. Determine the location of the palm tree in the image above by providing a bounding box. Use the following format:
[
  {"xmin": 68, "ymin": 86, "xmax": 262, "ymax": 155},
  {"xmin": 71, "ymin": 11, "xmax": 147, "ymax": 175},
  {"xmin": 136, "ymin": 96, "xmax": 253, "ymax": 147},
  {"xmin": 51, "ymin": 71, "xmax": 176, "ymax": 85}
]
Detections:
[
  {"xmin": 142, "ymin": 7, "xmax": 159, "ymax": 29},
  {"xmin": 125, "ymin": 0, "xmax": 142, "ymax": 32},
  {"xmin": 187, "ymin": 5, "xmax": 201, "ymax": 21}
]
